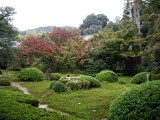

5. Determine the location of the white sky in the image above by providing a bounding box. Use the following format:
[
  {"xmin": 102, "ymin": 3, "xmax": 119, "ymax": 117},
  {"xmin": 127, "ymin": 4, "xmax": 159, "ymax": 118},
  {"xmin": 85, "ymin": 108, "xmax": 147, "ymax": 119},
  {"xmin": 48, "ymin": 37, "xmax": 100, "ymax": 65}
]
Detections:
[{"xmin": 0, "ymin": 0, "xmax": 124, "ymax": 31}]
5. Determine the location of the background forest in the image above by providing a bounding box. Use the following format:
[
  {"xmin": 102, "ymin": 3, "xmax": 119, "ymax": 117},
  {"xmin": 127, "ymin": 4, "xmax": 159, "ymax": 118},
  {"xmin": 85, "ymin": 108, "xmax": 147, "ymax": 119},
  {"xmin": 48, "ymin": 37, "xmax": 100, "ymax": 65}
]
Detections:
[{"xmin": 0, "ymin": 0, "xmax": 160, "ymax": 76}]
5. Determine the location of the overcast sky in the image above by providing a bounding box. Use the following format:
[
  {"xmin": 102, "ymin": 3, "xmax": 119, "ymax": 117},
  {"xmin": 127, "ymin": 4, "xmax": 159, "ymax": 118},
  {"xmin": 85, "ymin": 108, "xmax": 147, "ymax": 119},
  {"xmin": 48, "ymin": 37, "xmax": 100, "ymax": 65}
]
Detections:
[{"xmin": 0, "ymin": 0, "xmax": 124, "ymax": 31}]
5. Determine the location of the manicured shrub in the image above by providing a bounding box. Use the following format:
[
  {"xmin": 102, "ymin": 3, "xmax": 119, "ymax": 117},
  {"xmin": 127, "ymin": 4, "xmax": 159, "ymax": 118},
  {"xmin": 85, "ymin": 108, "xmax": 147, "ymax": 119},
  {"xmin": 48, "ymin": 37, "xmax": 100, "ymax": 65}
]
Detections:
[
  {"xmin": 65, "ymin": 81, "xmax": 81, "ymax": 91},
  {"xmin": 95, "ymin": 70, "xmax": 118, "ymax": 82},
  {"xmin": 0, "ymin": 80, "xmax": 11, "ymax": 86},
  {"xmin": 0, "ymin": 89, "xmax": 74, "ymax": 120},
  {"xmin": 81, "ymin": 80, "xmax": 90, "ymax": 89},
  {"xmin": 59, "ymin": 77, "xmax": 71, "ymax": 84},
  {"xmin": 79, "ymin": 75, "xmax": 100, "ymax": 88},
  {"xmin": 51, "ymin": 73, "xmax": 61, "ymax": 80},
  {"xmin": 109, "ymin": 80, "xmax": 160, "ymax": 120},
  {"xmin": 52, "ymin": 81, "xmax": 67, "ymax": 93},
  {"xmin": 50, "ymin": 81, "xmax": 56, "ymax": 89},
  {"xmin": 18, "ymin": 68, "xmax": 44, "ymax": 81},
  {"xmin": 131, "ymin": 72, "xmax": 157, "ymax": 84},
  {"xmin": 0, "ymin": 69, "xmax": 2, "ymax": 74}
]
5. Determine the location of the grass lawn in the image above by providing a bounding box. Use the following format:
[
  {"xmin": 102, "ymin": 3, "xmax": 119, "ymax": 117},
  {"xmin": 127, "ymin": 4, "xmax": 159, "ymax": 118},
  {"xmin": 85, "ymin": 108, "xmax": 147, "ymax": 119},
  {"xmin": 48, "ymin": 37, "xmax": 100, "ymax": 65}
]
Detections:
[{"xmin": 21, "ymin": 76, "xmax": 136, "ymax": 120}]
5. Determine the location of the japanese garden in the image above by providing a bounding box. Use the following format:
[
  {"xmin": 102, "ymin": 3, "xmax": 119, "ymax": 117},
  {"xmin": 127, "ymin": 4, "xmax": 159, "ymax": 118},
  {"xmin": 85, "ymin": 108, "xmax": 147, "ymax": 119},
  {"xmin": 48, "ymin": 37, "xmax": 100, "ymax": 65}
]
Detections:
[{"xmin": 0, "ymin": 0, "xmax": 160, "ymax": 120}]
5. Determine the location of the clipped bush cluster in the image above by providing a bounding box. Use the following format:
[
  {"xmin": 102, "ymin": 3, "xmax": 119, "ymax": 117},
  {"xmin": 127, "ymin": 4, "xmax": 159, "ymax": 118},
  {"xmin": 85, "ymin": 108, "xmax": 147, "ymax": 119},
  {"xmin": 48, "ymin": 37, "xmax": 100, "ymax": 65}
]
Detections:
[
  {"xmin": 18, "ymin": 68, "xmax": 44, "ymax": 81},
  {"xmin": 0, "ymin": 89, "xmax": 73, "ymax": 120},
  {"xmin": 51, "ymin": 73, "xmax": 61, "ymax": 80},
  {"xmin": 52, "ymin": 81, "xmax": 67, "ymax": 93},
  {"xmin": 95, "ymin": 70, "xmax": 118, "ymax": 82},
  {"xmin": 50, "ymin": 75, "xmax": 100, "ymax": 92},
  {"xmin": 65, "ymin": 81, "xmax": 82, "ymax": 91},
  {"xmin": 0, "ymin": 80, "xmax": 11, "ymax": 86},
  {"xmin": 109, "ymin": 80, "xmax": 160, "ymax": 120},
  {"xmin": 79, "ymin": 75, "xmax": 100, "ymax": 88},
  {"xmin": 131, "ymin": 72, "xmax": 157, "ymax": 84}
]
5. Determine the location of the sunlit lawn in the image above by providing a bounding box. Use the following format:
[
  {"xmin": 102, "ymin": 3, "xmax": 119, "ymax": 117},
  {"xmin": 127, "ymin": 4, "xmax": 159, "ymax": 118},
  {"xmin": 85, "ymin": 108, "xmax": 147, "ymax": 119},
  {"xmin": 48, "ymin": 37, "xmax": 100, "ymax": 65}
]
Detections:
[{"xmin": 21, "ymin": 76, "xmax": 136, "ymax": 120}]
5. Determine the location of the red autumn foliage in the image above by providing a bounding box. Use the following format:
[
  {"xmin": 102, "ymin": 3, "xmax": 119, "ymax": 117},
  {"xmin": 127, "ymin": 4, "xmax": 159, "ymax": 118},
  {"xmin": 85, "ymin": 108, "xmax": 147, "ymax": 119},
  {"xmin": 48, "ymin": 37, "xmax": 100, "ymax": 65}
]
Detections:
[
  {"xmin": 47, "ymin": 27, "xmax": 80, "ymax": 47},
  {"xmin": 20, "ymin": 35, "xmax": 59, "ymax": 56}
]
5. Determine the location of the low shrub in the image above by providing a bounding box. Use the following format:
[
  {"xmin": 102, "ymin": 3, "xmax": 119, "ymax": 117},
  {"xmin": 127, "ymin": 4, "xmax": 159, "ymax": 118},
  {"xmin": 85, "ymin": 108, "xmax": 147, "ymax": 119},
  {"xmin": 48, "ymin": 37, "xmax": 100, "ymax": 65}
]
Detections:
[
  {"xmin": 50, "ymin": 81, "xmax": 56, "ymax": 89},
  {"xmin": 0, "ymin": 69, "xmax": 2, "ymax": 74},
  {"xmin": 59, "ymin": 77, "xmax": 71, "ymax": 84},
  {"xmin": 131, "ymin": 72, "xmax": 157, "ymax": 84},
  {"xmin": 81, "ymin": 80, "xmax": 90, "ymax": 89},
  {"xmin": 79, "ymin": 75, "xmax": 100, "ymax": 88},
  {"xmin": 0, "ymin": 89, "xmax": 74, "ymax": 120},
  {"xmin": 18, "ymin": 68, "xmax": 44, "ymax": 81},
  {"xmin": 52, "ymin": 81, "xmax": 67, "ymax": 93},
  {"xmin": 51, "ymin": 73, "xmax": 61, "ymax": 80},
  {"xmin": 109, "ymin": 80, "xmax": 160, "ymax": 120},
  {"xmin": 65, "ymin": 81, "xmax": 81, "ymax": 91},
  {"xmin": 0, "ymin": 80, "xmax": 11, "ymax": 86},
  {"xmin": 95, "ymin": 70, "xmax": 118, "ymax": 82}
]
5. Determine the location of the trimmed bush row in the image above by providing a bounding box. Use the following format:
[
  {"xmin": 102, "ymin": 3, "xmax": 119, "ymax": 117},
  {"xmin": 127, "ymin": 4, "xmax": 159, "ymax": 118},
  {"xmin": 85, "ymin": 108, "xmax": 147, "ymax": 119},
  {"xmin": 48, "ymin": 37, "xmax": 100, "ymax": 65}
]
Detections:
[
  {"xmin": 109, "ymin": 80, "xmax": 160, "ymax": 120},
  {"xmin": 51, "ymin": 73, "xmax": 61, "ymax": 80},
  {"xmin": 18, "ymin": 68, "xmax": 44, "ymax": 81},
  {"xmin": 131, "ymin": 72, "xmax": 157, "ymax": 84},
  {"xmin": 96, "ymin": 70, "xmax": 118, "ymax": 82},
  {"xmin": 0, "ymin": 89, "xmax": 74, "ymax": 120},
  {"xmin": 0, "ymin": 80, "xmax": 11, "ymax": 86},
  {"xmin": 50, "ymin": 75, "xmax": 101, "ymax": 93}
]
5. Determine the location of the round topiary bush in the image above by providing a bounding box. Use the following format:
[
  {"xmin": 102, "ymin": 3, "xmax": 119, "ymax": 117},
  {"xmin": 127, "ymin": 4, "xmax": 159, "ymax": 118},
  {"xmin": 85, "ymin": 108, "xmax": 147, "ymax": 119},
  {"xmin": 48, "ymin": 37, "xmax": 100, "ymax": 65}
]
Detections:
[
  {"xmin": 81, "ymin": 80, "xmax": 90, "ymax": 89},
  {"xmin": 52, "ymin": 81, "xmax": 67, "ymax": 93},
  {"xmin": 51, "ymin": 73, "xmax": 61, "ymax": 80},
  {"xmin": 50, "ymin": 81, "xmax": 56, "ymax": 89},
  {"xmin": 79, "ymin": 75, "xmax": 100, "ymax": 88},
  {"xmin": 95, "ymin": 70, "xmax": 118, "ymax": 82},
  {"xmin": 131, "ymin": 72, "xmax": 157, "ymax": 84},
  {"xmin": 0, "ymin": 80, "xmax": 11, "ymax": 86},
  {"xmin": 109, "ymin": 80, "xmax": 160, "ymax": 120},
  {"xmin": 65, "ymin": 81, "xmax": 82, "ymax": 91},
  {"xmin": 18, "ymin": 68, "xmax": 44, "ymax": 81}
]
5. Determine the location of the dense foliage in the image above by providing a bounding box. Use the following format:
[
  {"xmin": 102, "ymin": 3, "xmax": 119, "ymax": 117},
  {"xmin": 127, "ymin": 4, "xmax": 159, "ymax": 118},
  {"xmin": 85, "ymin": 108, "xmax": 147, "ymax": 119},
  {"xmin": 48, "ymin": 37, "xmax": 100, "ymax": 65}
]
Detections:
[
  {"xmin": 79, "ymin": 75, "xmax": 101, "ymax": 88},
  {"xmin": 131, "ymin": 72, "xmax": 157, "ymax": 84},
  {"xmin": 0, "ymin": 6, "xmax": 18, "ymax": 69},
  {"xmin": 18, "ymin": 68, "xmax": 44, "ymax": 81},
  {"xmin": 80, "ymin": 13, "xmax": 109, "ymax": 35},
  {"xmin": 0, "ymin": 89, "xmax": 73, "ymax": 120},
  {"xmin": 52, "ymin": 81, "xmax": 67, "ymax": 93},
  {"xmin": 109, "ymin": 80, "xmax": 160, "ymax": 120},
  {"xmin": 65, "ymin": 81, "xmax": 82, "ymax": 91},
  {"xmin": 51, "ymin": 73, "xmax": 61, "ymax": 80},
  {"xmin": 0, "ymin": 80, "xmax": 11, "ymax": 86},
  {"xmin": 96, "ymin": 70, "xmax": 118, "ymax": 82}
]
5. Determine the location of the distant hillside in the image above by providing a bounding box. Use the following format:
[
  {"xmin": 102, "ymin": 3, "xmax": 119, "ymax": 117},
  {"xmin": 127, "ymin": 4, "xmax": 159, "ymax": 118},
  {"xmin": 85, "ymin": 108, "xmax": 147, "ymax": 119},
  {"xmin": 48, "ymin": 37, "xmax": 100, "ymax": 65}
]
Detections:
[{"xmin": 19, "ymin": 26, "xmax": 78, "ymax": 36}]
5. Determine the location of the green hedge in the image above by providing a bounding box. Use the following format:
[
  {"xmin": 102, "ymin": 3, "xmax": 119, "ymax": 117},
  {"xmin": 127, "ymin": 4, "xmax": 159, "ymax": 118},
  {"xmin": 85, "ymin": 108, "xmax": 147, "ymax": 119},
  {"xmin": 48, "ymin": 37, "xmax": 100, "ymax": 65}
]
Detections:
[
  {"xmin": 109, "ymin": 80, "xmax": 160, "ymax": 120},
  {"xmin": 52, "ymin": 81, "xmax": 67, "ymax": 93},
  {"xmin": 0, "ymin": 89, "xmax": 74, "ymax": 120},
  {"xmin": 0, "ymin": 80, "xmax": 11, "ymax": 86},
  {"xmin": 18, "ymin": 68, "xmax": 44, "ymax": 81},
  {"xmin": 65, "ymin": 81, "xmax": 82, "ymax": 91},
  {"xmin": 51, "ymin": 73, "xmax": 61, "ymax": 80},
  {"xmin": 95, "ymin": 70, "xmax": 118, "ymax": 82},
  {"xmin": 79, "ymin": 75, "xmax": 100, "ymax": 88},
  {"xmin": 131, "ymin": 72, "xmax": 157, "ymax": 84}
]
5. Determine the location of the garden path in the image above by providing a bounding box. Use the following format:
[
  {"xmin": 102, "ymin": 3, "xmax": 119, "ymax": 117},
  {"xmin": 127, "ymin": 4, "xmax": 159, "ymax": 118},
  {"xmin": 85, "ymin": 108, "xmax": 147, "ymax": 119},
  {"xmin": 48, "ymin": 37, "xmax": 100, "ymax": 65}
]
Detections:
[{"xmin": 11, "ymin": 82, "xmax": 53, "ymax": 110}]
